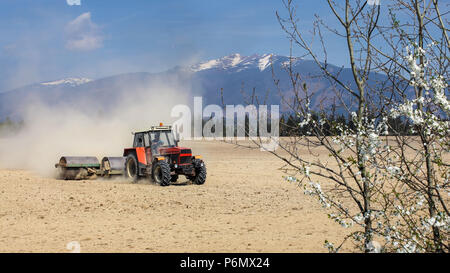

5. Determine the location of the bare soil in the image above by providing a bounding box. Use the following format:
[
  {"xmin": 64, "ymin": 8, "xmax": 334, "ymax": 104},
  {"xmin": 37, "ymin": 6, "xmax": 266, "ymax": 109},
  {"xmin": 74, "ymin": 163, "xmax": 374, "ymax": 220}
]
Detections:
[{"xmin": 0, "ymin": 140, "xmax": 354, "ymax": 252}]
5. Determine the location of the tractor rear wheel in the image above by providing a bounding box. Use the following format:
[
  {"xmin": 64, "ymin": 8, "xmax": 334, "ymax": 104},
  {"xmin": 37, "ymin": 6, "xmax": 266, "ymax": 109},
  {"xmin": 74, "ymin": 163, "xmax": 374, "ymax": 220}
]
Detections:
[
  {"xmin": 125, "ymin": 154, "xmax": 139, "ymax": 183},
  {"xmin": 189, "ymin": 159, "xmax": 207, "ymax": 185},
  {"xmin": 152, "ymin": 160, "xmax": 171, "ymax": 186}
]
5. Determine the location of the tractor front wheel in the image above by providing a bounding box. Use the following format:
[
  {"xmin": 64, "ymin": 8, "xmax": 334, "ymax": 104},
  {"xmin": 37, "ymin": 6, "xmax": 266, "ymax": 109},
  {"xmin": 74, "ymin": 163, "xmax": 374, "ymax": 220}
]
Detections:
[
  {"xmin": 152, "ymin": 160, "xmax": 171, "ymax": 186},
  {"xmin": 189, "ymin": 159, "xmax": 207, "ymax": 185}
]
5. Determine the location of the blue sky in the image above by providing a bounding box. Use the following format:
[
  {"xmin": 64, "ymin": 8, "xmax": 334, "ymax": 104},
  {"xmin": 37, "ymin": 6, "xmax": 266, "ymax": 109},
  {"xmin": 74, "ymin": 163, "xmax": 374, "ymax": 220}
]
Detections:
[{"xmin": 0, "ymin": 0, "xmax": 344, "ymax": 91}]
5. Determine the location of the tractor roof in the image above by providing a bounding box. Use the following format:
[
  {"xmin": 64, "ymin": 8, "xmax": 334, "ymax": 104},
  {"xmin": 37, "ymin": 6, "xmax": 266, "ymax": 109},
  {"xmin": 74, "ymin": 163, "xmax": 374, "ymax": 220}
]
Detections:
[{"xmin": 133, "ymin": 125, "xmax": 172, "ymax": 134}]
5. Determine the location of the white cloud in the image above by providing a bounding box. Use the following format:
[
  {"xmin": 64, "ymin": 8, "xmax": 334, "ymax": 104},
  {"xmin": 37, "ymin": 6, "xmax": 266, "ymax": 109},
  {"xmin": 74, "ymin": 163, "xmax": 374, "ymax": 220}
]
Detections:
[
  {"xmin": 65, "ymin": 12, "xmax": 103, "ymax": 51},
  {"xmin": 66, "ymin": 0, "xmax": 81, "ymax": 6}
]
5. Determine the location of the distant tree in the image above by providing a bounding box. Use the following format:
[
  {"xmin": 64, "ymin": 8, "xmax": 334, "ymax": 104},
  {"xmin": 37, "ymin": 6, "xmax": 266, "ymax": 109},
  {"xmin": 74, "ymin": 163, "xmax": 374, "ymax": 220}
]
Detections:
[{"xmin": 0, "ymin": 117, "xmax": 23, "ymax": 136}]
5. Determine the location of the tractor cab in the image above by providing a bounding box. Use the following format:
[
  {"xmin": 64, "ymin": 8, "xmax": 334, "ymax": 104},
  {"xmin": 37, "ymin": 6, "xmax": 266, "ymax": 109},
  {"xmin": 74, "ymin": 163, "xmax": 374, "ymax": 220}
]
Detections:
[{"xmin": 130, "ymin": 125, "xmax": 183, "ymax": 161}]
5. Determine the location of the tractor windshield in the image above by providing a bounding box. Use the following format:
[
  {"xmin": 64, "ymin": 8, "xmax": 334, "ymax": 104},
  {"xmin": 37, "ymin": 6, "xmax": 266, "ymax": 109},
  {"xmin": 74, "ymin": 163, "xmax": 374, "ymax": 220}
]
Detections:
[{"xmin": 149, "ymin": 131, "xmax": 176, "ymax": 148}]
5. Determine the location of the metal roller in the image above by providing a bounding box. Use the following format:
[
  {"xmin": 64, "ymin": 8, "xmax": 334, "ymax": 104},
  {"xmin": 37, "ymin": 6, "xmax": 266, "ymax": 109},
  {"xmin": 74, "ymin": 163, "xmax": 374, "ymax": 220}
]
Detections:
[
  {"xmin": 56, "ymin": 156, "xmax": 100, "ymax": 168},
  {"xmin": 101, "ymin": 157, "xmax": 126, "ymax": 177},
  {"xmin": 55, "ymin": 156, "xmax": 100, "ymax": 180}
]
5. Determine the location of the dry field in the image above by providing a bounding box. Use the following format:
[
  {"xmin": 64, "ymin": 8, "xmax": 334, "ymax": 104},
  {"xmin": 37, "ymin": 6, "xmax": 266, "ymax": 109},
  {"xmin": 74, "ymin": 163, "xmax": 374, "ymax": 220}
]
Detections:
[{"xmin": 0, "ymin": 140, "xmax": 356, "ymax": 253}]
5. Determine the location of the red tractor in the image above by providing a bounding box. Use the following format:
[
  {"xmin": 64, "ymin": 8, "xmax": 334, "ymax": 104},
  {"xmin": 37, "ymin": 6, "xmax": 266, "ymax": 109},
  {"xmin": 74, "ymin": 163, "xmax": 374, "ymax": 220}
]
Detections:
[
  {"xmin": 55, "ymin": 124, "xmax": 206, "ymax": 186},
  {"xmin": 123, "ymin": 124, "xmax": 207, "ymax": 186}
]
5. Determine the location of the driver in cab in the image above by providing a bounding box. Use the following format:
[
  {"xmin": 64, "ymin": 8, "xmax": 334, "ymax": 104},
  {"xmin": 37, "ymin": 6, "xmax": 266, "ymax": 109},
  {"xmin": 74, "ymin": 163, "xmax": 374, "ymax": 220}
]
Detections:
[{"xmin": 151, "ymin": 132, "xmax": 164, "ymax": 155}]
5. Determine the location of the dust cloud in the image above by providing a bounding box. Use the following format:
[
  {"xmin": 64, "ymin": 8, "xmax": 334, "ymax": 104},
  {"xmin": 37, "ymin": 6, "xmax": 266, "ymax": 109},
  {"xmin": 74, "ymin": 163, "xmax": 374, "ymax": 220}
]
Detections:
[{"xmin": 0, "ymin": 82, "xmax": 191, "ymax": 177}]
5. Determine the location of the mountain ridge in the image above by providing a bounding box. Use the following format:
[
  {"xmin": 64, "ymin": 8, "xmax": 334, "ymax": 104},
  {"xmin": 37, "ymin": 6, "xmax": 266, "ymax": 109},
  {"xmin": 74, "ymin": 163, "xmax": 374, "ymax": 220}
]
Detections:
[{"xmin": 0, "ymin": 53, "xmax": 384, "ymax": 120}]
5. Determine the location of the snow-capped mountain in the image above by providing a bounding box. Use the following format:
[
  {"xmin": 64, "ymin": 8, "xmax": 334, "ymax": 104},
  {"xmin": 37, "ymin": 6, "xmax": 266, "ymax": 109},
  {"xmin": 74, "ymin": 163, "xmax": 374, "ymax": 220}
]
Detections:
[
  {"xmin": 0, "ymin": 53, "xmax": 387, "ymax": 120},
  {"xmin": 40, "ymin": 77, "xmax": 92, "ymax": 87},
  {"xmin": 191, "ymin": 53, "xmax": 274, "ymax": 72}
]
